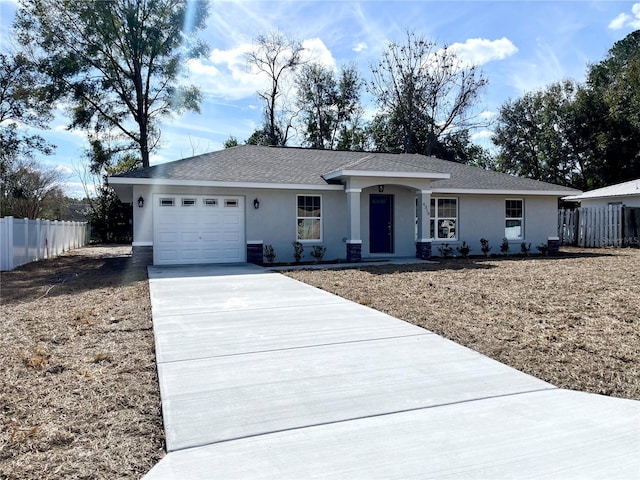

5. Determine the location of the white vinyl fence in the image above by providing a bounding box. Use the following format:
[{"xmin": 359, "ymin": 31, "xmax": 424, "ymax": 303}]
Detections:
[
  {"xmin": 558, "ymin": 204, "xmax": 624, "ymax": 247},
  {"xmin": 0, "ymin": 216, "xmax": 90, "ymax": 271}
]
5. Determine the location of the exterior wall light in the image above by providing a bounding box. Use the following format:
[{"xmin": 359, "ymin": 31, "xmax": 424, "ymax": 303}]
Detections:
[
  {"xmin": 378, "ymin": 185, "xmax": 385, "ymax": 193},
  {"xmin": 253, "ymin": 198, "xmax": 260, "ymax": 209},
  {"xmin": 138, "ymin": 196, "xmax": 144, "ymax": 208}
]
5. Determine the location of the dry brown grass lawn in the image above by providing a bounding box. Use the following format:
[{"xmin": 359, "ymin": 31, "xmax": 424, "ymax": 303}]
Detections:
[
  {"xmin": 0, "ymin": 246, "xmax": 163, "ymax": 480},
  {"xmin": 286, "ymin": 247, "xmax": 640, "ymax": 400},
  {"xmin": 1, "ymin": 245, "xmax": 638, "ymax": 479}
]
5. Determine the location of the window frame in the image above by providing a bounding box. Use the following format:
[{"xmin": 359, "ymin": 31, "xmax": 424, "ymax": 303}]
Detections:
[
  {"xmin": 430, "ymin": 197, "xmax": 458, "ymax": 241},
  {"xmin": 505, "ymin": 198, "xmax": 524, "ymax": 240},
  {"xmin": 296, "ymin": 194, "xmax": 322, "ymax": 242}
]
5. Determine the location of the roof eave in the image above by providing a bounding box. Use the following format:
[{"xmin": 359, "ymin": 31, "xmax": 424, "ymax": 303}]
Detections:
[
  {"xmin": 435, "ymin": 188, "xmax": 581, "ymax": 196},
  {"xmin": 563, "ymin": 192, "xmax": 639, "ymax": 201},
  {"xmin": 107, "ymin": 176, "xmax": 344, "ymax": 191},
  {"xmin": 323, "ymin": 169, "xmax": 451, "ymax": 181}
]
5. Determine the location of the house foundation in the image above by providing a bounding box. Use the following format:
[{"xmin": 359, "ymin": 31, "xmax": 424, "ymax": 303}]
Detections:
[
  {"xmin": 346, "ymin": 242, "xmax": 362, "ymax": 263},
  {"xmin": 416, "ymin": 240, "xmax": 432, "ymax": 260}
]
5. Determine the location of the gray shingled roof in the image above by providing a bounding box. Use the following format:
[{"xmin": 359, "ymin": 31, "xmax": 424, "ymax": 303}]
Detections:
[{"xmin": 112, "ymin": 145, "xmax": 578, "ymax": 193}]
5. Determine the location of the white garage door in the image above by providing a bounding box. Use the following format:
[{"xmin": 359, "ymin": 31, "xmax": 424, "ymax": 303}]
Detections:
[{"xmin": 153, "ymin": 194, "xmax": 245, "ymax": 265}]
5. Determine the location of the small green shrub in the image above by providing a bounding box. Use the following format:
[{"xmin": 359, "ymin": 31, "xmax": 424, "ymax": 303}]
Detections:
[
  {"xmin": 438, "ymin": 243, "xmax": 454, "ymax": 258},
  {"xmin": 310, "ymin": 245, "xmax": 326, "ymax": 263},
  {"xmin": 263, "ymin": 245, "xmax": 276, "ymax": 264},
  {"xmin": 500, "ymin": 238, "xmax": 510, "ymax": 255},
  {"xmin": 292, "ymin": 241, "xmax": 304, "ymax": 263},
  {"xmin": 520, "ymin": 242, "xmax": 532, "ymax": 256},
  {"xmin": 536, "ymin": 243, "xmax": 549, "ymax": 256},
  {"xmin": 480, "ymin": 238, "xmax": 492, "ymax": 257},
  {"xmin": 456, "ymin": 241, "xmax": 472, "ymax": 258}
]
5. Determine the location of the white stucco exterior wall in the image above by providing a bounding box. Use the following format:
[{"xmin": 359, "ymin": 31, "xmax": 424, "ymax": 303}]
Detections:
[
  {"xmin": 433, "ymin": 194, "xmax": 560, "ymax": 255},
  {"xmin": 130, "ymin": 183, "xmax": 562, "ymax": 263}
]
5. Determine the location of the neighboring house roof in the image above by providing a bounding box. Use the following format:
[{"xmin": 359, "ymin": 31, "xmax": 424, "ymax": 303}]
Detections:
[
  {"xmin": 109, "ymin": 145, "xmax": 579, "ymax": 195},
  {"xmin": 563, "ymin": 178, "xmax": 640, "ymax": 201}
]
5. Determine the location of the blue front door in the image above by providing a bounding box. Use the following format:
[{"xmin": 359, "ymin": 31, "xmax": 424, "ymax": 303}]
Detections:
[{"xmin": 369, "ymin": 194, "xmax": 394, "ymax": 253}]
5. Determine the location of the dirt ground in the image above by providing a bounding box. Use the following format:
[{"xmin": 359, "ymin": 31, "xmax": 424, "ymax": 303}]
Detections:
[
  {"xmin": 1, "ymin": 245, "xmax": 638, "ymax": 479},
  {"xmin": 1, "ymin": 246, "xmax": 163, "ymax": 480},
  {"xmin": 286, "ymin": 247, "xmax": 640, "ymax": 400}
]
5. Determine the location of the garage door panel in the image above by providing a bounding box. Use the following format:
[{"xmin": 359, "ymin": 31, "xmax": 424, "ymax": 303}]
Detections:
[
  {"xmin": 223, "ymin": 231, "xmax": 241, "ymax": 242},
  {"xmin": 202, "ymin": 215, "xmax": 220, "ymax": 225},
  {"xmin": 223, "ymin": 215, "xmax": 240, "ymax": 225},
  {"xmin": 159, "ymin": 213, "xmax": 179, "ymax": 226},
  {"xmin": 181, "ymin": 248, "xmax": 201, "ymax": 261},
  {"xmin": 180, "ymin": 232, "xmax": 200, "ymax": 242},
  {"xmin": 222, "ymin": 247, "xmax": 242, "ymax": 260},
  {"xmin": 156, "ymin": 249, "xmax": 179, "ymax": 263},
  {"xmin": 201, "ymin": 248, "xmax": 221, "ymax": 261},
  {"xmin": 154, "ymin": 195, "xmax": 245, "ymax": 265},
  {"xmin": 201, "ymin": 232, "xmax": 221, "ymax": 242},
  {"xmin": 158, "ymin": 232, "xmax": 178, "ymax": 242},
  {"xmin": 182, "ymin": 213, "xmax": 199, "ymax": 224}
]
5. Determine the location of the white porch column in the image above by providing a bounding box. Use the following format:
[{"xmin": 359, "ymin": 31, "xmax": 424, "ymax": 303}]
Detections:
[
  {"xmin": 346, "ymin": 188, "xmax": 362, "ymax": 262},
  {"xmin": 416, "ymin": 190, "xmax": 433, "ymax": 259}
]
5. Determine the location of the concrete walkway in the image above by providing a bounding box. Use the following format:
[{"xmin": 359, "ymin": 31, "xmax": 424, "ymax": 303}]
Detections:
[{"xmin": 143, "ymin": 264, "xmax": 639, "ymax": 479}]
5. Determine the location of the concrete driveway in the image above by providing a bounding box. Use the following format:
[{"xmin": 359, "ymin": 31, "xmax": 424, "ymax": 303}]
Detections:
[{"xmin": 143, "ymin": 264, "xmax": 639, "ymax": 479}]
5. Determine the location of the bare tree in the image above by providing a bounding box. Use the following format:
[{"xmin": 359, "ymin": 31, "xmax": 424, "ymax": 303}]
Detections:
[
  {"xmin": 1, "ymin": 159, "xmax": 65, "ymax": 218},
  {"xmin": 246, "ymin": 31, "xmax": 305, "ymax": 146},
  {"xmin": 368, "ymin": 31, "xmax": 488, "ymax": 155}
]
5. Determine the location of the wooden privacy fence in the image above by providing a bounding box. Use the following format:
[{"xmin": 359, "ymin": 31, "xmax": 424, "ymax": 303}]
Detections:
[
  {"xmin": 558, "ymin": 205, "xmax": 640, "ymax": 247},
  {"xmin": 0, "ymin": 216, "xmax": 90, "ymax": 271}
]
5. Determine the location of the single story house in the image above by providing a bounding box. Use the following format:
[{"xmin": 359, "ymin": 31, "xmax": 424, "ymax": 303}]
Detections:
[
  {"xmin": 563, "ymin": 178, "xmax": 640, "ymax": 208},
  {"xmin": 108, "ymin": 145, "xmax": 579, "ymax": 265}
]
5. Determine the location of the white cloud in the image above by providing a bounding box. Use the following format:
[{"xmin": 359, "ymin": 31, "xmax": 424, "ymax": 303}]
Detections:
[
  {"xmin": 353, "ymin": 42, "xmax": 368, "ymax": 52},
  {"xmin": 478, "ymin": 111, "xmax": 497, "ymax": 120},
  {"xmin": 54, "ymin": 164, "xmax": 74, "ymax": 175},
  {"xmin": 448, "ymin": 37, "xmax": 518, "ymax": 67},
  {"xmin": 301, "ymin": 37, "xmax": 336, "ymax": 70},
  {"xmin": 608, "ymin": 3, "xmax": 640, "ymax": 29},
  {"xmin": 608, "ymin": 13, "xmax": 631, "ymax": 30},
  {"xmin": 187, "ymin": 43, "xmax": 263, "ymax": 100},
  {"xmin": 471, "ymin": 130, "xmax": 494, "ymax": 141},
  {"xmin": 52, "ymin": 125, "xmax": 90, "ymax": 140},
  {"xmin": 186, "ymin": 37, "xmax": 337, "ymax": 100}
]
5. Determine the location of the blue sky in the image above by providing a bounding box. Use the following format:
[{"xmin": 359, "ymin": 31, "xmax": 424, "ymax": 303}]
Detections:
[{"xmin": 1, "ymin": 0, "xmax": 639, "ymax": 197}]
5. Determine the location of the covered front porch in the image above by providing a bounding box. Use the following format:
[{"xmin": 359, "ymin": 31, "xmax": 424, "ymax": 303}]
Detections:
[{"xmin": 323, "ymin": 166, "xmax": 450, "ymax": 262}]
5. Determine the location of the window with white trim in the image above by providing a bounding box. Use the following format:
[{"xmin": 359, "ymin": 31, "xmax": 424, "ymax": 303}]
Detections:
[
  {"xmin": 430, "ymin": 198, "xmax": 458, "ymax": 240},
  {"xmin": 505, "ymin": 199, "xmax": 524, "ymax": 239},
  {"xmin": 182, "ymin": 198, "xmax": 196, "ymax": 207},
  {"xmin": 159, "ymin": 198, "xmax": 175, "ymax": 207},
  {"xmin": 296, "ymin": 195, "xmax": 322, "ymax": 241}
]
